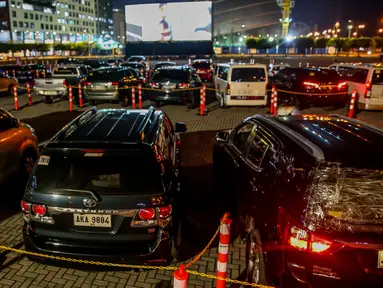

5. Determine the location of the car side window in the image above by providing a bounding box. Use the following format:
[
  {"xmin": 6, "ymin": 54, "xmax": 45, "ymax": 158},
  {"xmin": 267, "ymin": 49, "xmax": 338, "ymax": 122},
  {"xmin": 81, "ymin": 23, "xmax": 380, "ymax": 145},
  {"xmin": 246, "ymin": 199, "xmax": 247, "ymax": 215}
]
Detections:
[
  {"xmin": 0, "ymin": 111, "xmax": 12, "ymax": 132},
  {"xmin": 247, "ymin": 127, "xmax": 275, "ymax": 168},
  {"xmin": 218, "ymin": 66, "xmax": 228, "ymax": 80},
  {"xmin": 232, "ymin": 122, "xmax": 254, "ymax": 154}
]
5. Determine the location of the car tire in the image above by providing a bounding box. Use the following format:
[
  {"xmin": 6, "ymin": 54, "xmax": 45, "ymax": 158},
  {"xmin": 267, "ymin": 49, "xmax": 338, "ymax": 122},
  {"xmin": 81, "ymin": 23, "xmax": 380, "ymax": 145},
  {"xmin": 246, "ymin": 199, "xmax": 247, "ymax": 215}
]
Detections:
[
  {"xmin": 45, "ymin": 96, "xmax": 53, "ymax": 104},
  {"xmin": 245, "ymin": 217, "xmax": 271, "ymax": 286},
  {"xmin": 7, "ymin": 84, "xmax": 15, "ymax": 97},
  {"xmin": 19, "ymin": 149, "xmax": 37, "ymax": 179}
]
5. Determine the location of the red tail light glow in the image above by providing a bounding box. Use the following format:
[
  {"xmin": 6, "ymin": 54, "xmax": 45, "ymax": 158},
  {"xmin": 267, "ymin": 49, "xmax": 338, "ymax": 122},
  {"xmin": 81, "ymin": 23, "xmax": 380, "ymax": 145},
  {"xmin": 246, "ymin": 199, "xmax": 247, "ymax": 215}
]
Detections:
[
  {"xmin": 111, "ymin": 81, "xmax": 119, "ymax": 86},
  {"xmin": 159, "ymin": 205, "xmax": 172, "ymax": 219},
  {"xmin": 150, "ymin": 82, "xmax": 159, "ymax": 88},
  {"xmin": 21, "ymin": 200, "xmax": 30, "ymax": 212},
  {"xmin": 365, "ymin": 81, "xmax": 372, "ymax": 98},
  {"xmin": 138, "ymin": 208, "xmax": 156, "ymax": 220},
  {"xmin": 288, "ymin": 226, "xmax": 332, "ymax": 253},
  {"xmin": 179, "ymin": 83, "xmax": 189, "ymax": 89},
  {"xmin": 226, "ymin": 83, "xmax": 231, "ymax": 95},
  {"xmin": 303, "ymin": 81, "xmax": 319, "ymax": 89},
  {"xmin": 63, "ymin": 79, "xmax": 67, "ymax": 87},
  {"xmin": 337, "ymin": 81, "xmax": 347, "ymax": 89},
  {"xmin": 32, "ymin": 204, "xmax": 47, "ymax": 217},
  {"xmin": 366, "ymin": 81, "xmax": 371, "ymax": 89},
  {"xmin": 83, "ymin": 81, "xmax": 92, "ymax": 86}
]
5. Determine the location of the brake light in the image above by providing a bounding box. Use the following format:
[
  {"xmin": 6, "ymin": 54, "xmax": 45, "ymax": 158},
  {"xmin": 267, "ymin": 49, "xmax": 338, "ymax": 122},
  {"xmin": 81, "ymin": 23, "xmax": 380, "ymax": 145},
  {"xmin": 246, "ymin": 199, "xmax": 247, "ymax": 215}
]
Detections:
[
  {"xmin": 288, "ymin": 226, "xmax": 332, "ymax": 253},
  {"xmin": 63, "ymin": 79, "xmax": 67, "ymax": 88},
  {"xmin": 83, "ymin": 81, "xmax": 92, "ymax": 86},
  {"xmin": 32, "ymin": 204, "xmax": 46, "ymax": 217},
  {"xmin": 21, "ymin": 200, "xmax": 30, "ymax": 212},
  {"xmin": 365, "ymin": 81, "xmax": 372, "ymax": 98},
  {"xmin": 150, "ymin": 82, "xmax": 159, "ymax": 88},
  {"xmin": 226, "ymin": 83, "xmax": 231, "ymax": 95},
  {"xmin": 337, "ymin": 81, "xmax": 347, "ymax": 89},
  {"xmin": 303, "ymin": 81, "xmax": 319, "ymax": 89},
  {"xmin": 111, "ymin": 81, "xmax": 119, "ymax": 86},
  {"xmin": 179, "ymin": 83, "xmax": 189, "ymax": 89},
  {"xmin": 159, "ymin": 205, "xmax": 172, "ymax": 219},
  {"xmin": 138, "ymin": 208, "xmax": 156, "ymax": 220}
]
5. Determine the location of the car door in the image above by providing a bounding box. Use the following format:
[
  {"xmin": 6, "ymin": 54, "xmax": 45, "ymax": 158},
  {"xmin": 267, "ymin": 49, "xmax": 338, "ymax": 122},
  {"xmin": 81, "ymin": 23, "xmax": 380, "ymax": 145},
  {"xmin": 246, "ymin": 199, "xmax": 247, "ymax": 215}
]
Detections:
[{"xmin": 0, "ymin": 110, "xmax": 20, "ymax": 180}]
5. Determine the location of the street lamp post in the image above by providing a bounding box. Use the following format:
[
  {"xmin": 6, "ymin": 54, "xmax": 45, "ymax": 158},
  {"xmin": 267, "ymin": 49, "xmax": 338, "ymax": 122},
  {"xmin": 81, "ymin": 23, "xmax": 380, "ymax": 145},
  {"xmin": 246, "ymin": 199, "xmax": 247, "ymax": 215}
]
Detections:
[
  {"xmin": 347, "ymin": 20, "xmax": 353, "ymax": 38},
  {"xmin": 357, "ymin": 24, "xmax": 365, "ymax": 37}
]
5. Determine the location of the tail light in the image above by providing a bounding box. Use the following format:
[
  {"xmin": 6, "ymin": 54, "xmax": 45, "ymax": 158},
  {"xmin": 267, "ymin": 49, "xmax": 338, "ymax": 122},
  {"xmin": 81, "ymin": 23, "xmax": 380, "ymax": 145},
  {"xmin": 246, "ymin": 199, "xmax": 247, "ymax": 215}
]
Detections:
[
  {"xmin": 21, "ymin": 200, "xmax": 30, "ymax": 212},
  {"xmin": 159, "ymin": 205, "xmax": 172, "ymax": 219},
  {"xmin": 226, "ymin": 83, "xmax": 231, "ymax": 95},
  {"xmin": 150, "ymin": 82, "xmax": 159, "ymax": 88},
  {"xmin": 22, "ymin": 201, "xmax": 54, "ymax": 224},
  {"xmin": 337, "ymin": 81, "xmax": 347, "ymax": 90},
  {"xmin": 138, "ymin": 208, "xmax": 156, "ymax": 220},
  {"xmin": 63, "ymin": 79, "xmax": 67, "ymax": 88},
  {"xmin": 83, "ymin": 81, "xmax": 92, "ymax": 86},
  {"xmin": 365, "ymin": 81, "xmax": 372, "ymax": 98},
  {"xmin": 32, "ymin": 204, "xmax": 46, "ymax": 216},
  {"xmin": 303, "ymin": 81, "xmax": 319, "ymax": 89},
  {"xmin": 111, "ymin": 81, "xmax": 119, "ymax": 86},
  {"xmin": 179, "ymin": 83, "xmax": 189, "ymax": 89},
  {"xmin": 289, "ymin": 226, "xmax": 332, "ymax": 253},
  {"xmin": 131, "ymin": 205, "xmax": 172, "ymax": 228}
]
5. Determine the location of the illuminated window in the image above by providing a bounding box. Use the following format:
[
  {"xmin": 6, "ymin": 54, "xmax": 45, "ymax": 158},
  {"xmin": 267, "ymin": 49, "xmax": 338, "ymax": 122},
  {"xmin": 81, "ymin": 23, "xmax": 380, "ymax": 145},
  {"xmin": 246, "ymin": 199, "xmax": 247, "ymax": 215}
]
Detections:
[{"xmin": 0, "ymin": 1, "xmax": 6, "ymax": 7}]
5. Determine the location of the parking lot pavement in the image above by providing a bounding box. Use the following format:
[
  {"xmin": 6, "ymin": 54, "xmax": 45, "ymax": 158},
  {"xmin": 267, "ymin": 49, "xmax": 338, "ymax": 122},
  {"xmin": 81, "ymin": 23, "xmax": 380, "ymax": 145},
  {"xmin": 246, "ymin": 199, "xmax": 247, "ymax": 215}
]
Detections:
[{"xmin": 0, "ymin": 91, "xmax": 45, "ymax": 113}]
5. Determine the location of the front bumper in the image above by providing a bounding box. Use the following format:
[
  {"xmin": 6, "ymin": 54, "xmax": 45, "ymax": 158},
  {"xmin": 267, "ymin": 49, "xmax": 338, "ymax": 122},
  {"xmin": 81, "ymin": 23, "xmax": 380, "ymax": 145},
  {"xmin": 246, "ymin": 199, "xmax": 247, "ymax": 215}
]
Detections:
[{"xmin": 23, "ymin": 225, "xmax": 172, "ymax": 265}]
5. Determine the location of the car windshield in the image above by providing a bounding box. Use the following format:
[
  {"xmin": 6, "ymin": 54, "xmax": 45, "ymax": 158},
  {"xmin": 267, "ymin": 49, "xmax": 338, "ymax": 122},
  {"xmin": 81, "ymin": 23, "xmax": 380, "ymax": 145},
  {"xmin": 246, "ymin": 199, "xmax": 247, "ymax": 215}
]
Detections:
[
  {"xmin": 29, "ymin": 150, "xmax": 164, "ymax": 196},
  {"xmin": 372, "ymin": 70, "xmax": 383, "ymax": 85},
  {"xmin": 87, "ymin": 70, "xmax": 124, "ymax": 81},
  {"xmin": 152, "ymin": 69, "xmax": 189, "ymax": 81},
  {"xmin": 193, "ymin": 62, "xmax": 211, "ymax": 69},
  {"xmin": 231, "ymin": 68, "xmax": 266, "ymax": 82},
  {"xmin": 54, "ymin": 67, "xmax": 78, "ymax": 75}
]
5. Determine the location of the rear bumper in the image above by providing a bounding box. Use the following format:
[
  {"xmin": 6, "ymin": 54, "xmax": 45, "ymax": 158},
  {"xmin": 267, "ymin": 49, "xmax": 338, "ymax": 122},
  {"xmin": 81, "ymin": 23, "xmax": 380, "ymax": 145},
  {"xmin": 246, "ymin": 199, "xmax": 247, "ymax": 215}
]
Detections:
[
  {"xmin": 84, "ymin": 91, "xmax": 121, "ymax": 101},
  {"xmin": 280, "ymin": 93, "xmax": 349, "ymax": 106},
  {"xmin": 198, "ymin": 74, "xmax": 212, "ymax": 81},
  {"xmin": 23, "ymin": 225, "xmax": 172, "ymax": 265},
  {"xmin": 149, "ymin": 90, "xmax": 190, "ymax": 103},
  {"xmin": 36, "ymin": 89, "xmax": 67, "ymax": 97}
]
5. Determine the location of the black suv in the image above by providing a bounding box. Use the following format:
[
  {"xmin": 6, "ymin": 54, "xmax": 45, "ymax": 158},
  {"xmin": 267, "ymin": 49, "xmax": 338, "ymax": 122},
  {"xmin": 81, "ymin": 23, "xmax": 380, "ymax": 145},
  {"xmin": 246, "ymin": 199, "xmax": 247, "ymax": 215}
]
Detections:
[
  {"xmin": 272, "ymin": 68, "xmax": 348, "ymax": 108},
  {"xmin": 22, "ymin": 107, "xmax": 187, "ymax": 265},
  {"xmin": 149, "ymin": 66, "xmax": 202, "ymax": 108},
  {"xmin": 213, "ymin": 114, "xmax": 383, "ymax": 288}
]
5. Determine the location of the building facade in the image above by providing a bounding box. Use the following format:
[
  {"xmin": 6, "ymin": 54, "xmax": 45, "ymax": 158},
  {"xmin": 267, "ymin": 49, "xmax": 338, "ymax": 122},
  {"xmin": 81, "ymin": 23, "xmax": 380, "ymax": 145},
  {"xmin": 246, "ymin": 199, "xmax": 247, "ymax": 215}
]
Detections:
[
  {"xmin": 95, "ymin": 0, "xmax": 113, "ymax": 39},
  {"xmin": 112, "ymin": 8, "xmax": 125, "ymax": 44},
  {"xmin": 0, "ymin": 0, "xmax": 113, "ymax": 44}
]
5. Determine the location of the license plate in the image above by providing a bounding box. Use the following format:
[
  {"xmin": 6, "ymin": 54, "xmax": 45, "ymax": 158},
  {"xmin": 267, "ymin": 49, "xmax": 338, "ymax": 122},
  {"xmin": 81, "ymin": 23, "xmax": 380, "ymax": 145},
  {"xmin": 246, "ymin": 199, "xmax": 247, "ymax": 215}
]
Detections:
[
  {"xmin": 45, "ymin": 91, "xmax": 58, "ymax": 95},
  {"xmin": 94, "ymin": 85, "xmax": 105, "ymax": 90},
  {"xmin": 73, "ymin": 214, "xmax": 111, "ymax": 227},
  {"xmin": 163, "ymin": 85, "xmax": 175, "ymax": 89},
  {"xmin": 378, "ymin": 251, "xmax": 383, "ymax": 268}
]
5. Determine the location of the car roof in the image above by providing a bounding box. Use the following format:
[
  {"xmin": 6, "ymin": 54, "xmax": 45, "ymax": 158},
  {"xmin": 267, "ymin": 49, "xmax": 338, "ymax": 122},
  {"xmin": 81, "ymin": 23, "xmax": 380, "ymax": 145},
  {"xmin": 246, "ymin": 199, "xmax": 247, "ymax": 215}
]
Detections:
[
  {"xmin": 261, "ymin": 115, "xmax": 383, "ymax": 167},
  {"xmin": 155, "ymin": 62, "xmax": 174, "ymax": 65},
  {"xmin": 51, "ymin": 107, "xmax": 161, "ymax": 146},
  {"xmin": 159, "ymin": 65, "xmax": 190, "ymax": 71}
]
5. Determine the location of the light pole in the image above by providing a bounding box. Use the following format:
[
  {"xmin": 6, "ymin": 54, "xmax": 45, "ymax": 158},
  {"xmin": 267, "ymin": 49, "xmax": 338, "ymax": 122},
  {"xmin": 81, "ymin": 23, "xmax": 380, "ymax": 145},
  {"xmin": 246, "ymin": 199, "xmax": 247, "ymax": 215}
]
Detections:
[
  {"xmin": 348, "ymin": 25, "xmax": 353, "ymax": 38},
  {"xmin": 357, "ymin": 24, "xmax": 365, "ymax": 37}
]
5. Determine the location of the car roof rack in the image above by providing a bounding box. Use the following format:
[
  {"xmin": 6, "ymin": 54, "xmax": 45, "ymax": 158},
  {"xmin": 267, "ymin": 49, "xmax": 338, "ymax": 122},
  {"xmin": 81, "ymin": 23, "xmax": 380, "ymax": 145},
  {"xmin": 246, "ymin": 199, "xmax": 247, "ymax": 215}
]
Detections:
[
  {"xmin": 136, "ymin": 106, "xmax": 156, "ymax": 142},
  {"xmin": 255, "ymin": 115, "xmax": 325, "ymax": 161}
]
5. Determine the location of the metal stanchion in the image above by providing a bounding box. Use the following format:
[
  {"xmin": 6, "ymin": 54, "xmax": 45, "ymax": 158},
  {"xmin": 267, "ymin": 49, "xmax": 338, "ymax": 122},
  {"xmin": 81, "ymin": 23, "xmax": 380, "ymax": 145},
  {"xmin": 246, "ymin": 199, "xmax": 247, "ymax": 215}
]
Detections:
[
  {"xmin": 78, "ymin": 83, "xmax": 83, "ymax": 108},
  {"xmin": 69, "ymin": 85, "xmax": 73, "ymax": 111},
  {"xmin": 131, "ymin": 86, "xmax": 136, "ymax": 109},
  {"xmin": 27, "ymin": 83, "xmax": 32, "ymax": 105},
  {"xmin": 13, "ymin": 86, "xmax": 18, "ymax": 110}
]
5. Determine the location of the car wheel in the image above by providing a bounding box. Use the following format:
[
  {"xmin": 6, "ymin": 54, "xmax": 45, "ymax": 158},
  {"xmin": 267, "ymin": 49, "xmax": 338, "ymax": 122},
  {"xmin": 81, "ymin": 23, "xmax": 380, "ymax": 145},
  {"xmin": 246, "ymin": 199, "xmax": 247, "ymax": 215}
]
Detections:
[
  {"xmin": 45, "ymin": 96, "xmax": 53, "ymax": 104},
  {"xmin": 20, "ymin": 150, "xmax": 37, "ymax": 178},
  {"xmin": 8, "ymin": 84, "xmax": 15, "ymax": 97},
  {"xmin": 245, "ymin": 217, "xmax": 270, "ymax": 285}
]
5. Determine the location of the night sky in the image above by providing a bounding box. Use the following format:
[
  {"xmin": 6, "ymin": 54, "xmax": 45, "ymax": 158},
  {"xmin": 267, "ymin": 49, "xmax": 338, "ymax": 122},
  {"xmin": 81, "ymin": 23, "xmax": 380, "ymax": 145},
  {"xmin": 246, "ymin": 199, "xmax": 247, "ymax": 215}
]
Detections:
[{"xmin": 116, "ymin": 0, "xmax": 383, "ymax": 35}]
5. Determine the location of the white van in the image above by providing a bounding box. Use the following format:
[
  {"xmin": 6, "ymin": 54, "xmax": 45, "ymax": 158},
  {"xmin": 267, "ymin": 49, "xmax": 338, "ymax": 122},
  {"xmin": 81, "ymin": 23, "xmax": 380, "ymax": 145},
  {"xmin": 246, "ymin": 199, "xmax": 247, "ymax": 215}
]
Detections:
[
  {"xmin": 340, "ymin": 64, "xmax": 383, "ymax": 111},
  {"xmin": 214, "ymin": 63, "xmax": 268, "ymax": 107}
]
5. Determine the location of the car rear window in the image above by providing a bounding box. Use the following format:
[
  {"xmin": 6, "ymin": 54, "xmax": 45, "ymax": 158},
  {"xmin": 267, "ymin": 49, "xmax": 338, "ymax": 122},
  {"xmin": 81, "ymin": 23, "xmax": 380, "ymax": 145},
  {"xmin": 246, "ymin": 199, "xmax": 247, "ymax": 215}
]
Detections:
[
  {"xmin": 54, "ymin": 67, "xmax": 78, "ymax": 75},
  {"xmin": 152, "ymin": 70, "xmax": 189, "ymax": 81},
  {"xmin": 88, "ymin": 70, "xmax": 124, "ymax": 81},
  {"xmin": 372, "ymin": 70, "xmax": 383, "ymax": 85},
  {"xmin": 303, "ymin": 69, "xmax": 341, "ymax": 81},
  {"xmin": 231, "ymin": 68, "xmax": 266, "ymax": 82},
  {"xmin": 30, "ymin": 150, "xmax": 164, "ymax": 196},
  {"xmin": 193, "ymin": 62, "xmax": 211, "ymax": 69},
  {"xmin": 155, "ymin": 63, "xmax": 174, "ymax": 69},
  {"xmin": 345, "ymin": 68, "xmax": 368, "ymax": 83}
]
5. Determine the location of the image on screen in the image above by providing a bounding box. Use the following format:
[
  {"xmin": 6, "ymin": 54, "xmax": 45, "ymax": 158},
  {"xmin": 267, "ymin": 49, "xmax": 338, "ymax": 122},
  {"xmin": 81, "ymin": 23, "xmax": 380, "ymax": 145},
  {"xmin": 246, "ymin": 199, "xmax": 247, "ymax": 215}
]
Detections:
[{"xmin": 125, "ymin": 1, "xmax": 212, "ymax": 42}]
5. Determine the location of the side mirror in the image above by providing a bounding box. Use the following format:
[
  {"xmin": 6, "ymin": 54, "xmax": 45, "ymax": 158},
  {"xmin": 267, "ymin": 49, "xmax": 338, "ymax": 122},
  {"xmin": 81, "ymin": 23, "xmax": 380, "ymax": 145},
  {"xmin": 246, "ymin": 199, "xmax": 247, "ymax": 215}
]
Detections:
[
  {"xmin": 11, "ymin": 118, "xmax": 19, "ymax": 128},
  {"xmin": 216, "ymin": 130, "xmax": 230, "ymax": 144},
  {"xmin": 175, "ymin": 122, "xmax": 187, "ymax": 133}
]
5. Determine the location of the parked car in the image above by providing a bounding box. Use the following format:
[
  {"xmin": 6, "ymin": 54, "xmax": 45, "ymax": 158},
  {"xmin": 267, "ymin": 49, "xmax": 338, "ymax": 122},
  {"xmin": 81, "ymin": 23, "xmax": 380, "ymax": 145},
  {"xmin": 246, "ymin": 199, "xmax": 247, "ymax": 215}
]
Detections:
[
  {"xmin": 22, "ymin": 106, "xmax": 187, "ymax": 264},
  {"xmin": 120, "ymin": 62, "xmax": 146, "ymax": 72},
  {"xmin": 83, "ymin": 67, "xmax": 144, "ymax": 106},
  {"xmin": 149, "ymin": 66, "xmax": 202, "ymax": 108},
  {"xmin": 128, "ymin": 55, "xmax": 146, "ymax": 63},
  {"xmin": 105, "ymin": 59, "xmax": 124, "ymax": 67},
  {"xmin": 57, "ymin": 58, "xmax": 80, "ymax": 66},
  {"xmin": 82, "ymin": 60, "xmax": 109, "ymax": 69},
  {"xmin": 0, "ymin": 108, "xmax": 38, "ymax": 183},
  {"xmin": 192, "ymin": 59, "xmax": 213, "ymax": 82},
  {"xmin": 331, "ymin": 63, "xmax": 383, "ymax": 112},
  {"xmin": 268, "ymin": 63, "xmax": 290, "ymax": 77},
  {"xmin": 213, "ymin": 114, "xmax": 383, "ymax": 288},
  {"xmin": 214, "ymin": 63, "xmax": 268, "ymax": 108},
  {"xmin": 0, "ymin": 73, "xmax": 18, "ymax": 96},
  {"xmin": 272, "ymin": 67, "xmax": 348, "ymax": 108},
  {"xmin": 35, "ymin": 65, "xmax": 89, "ymax": 104}
]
